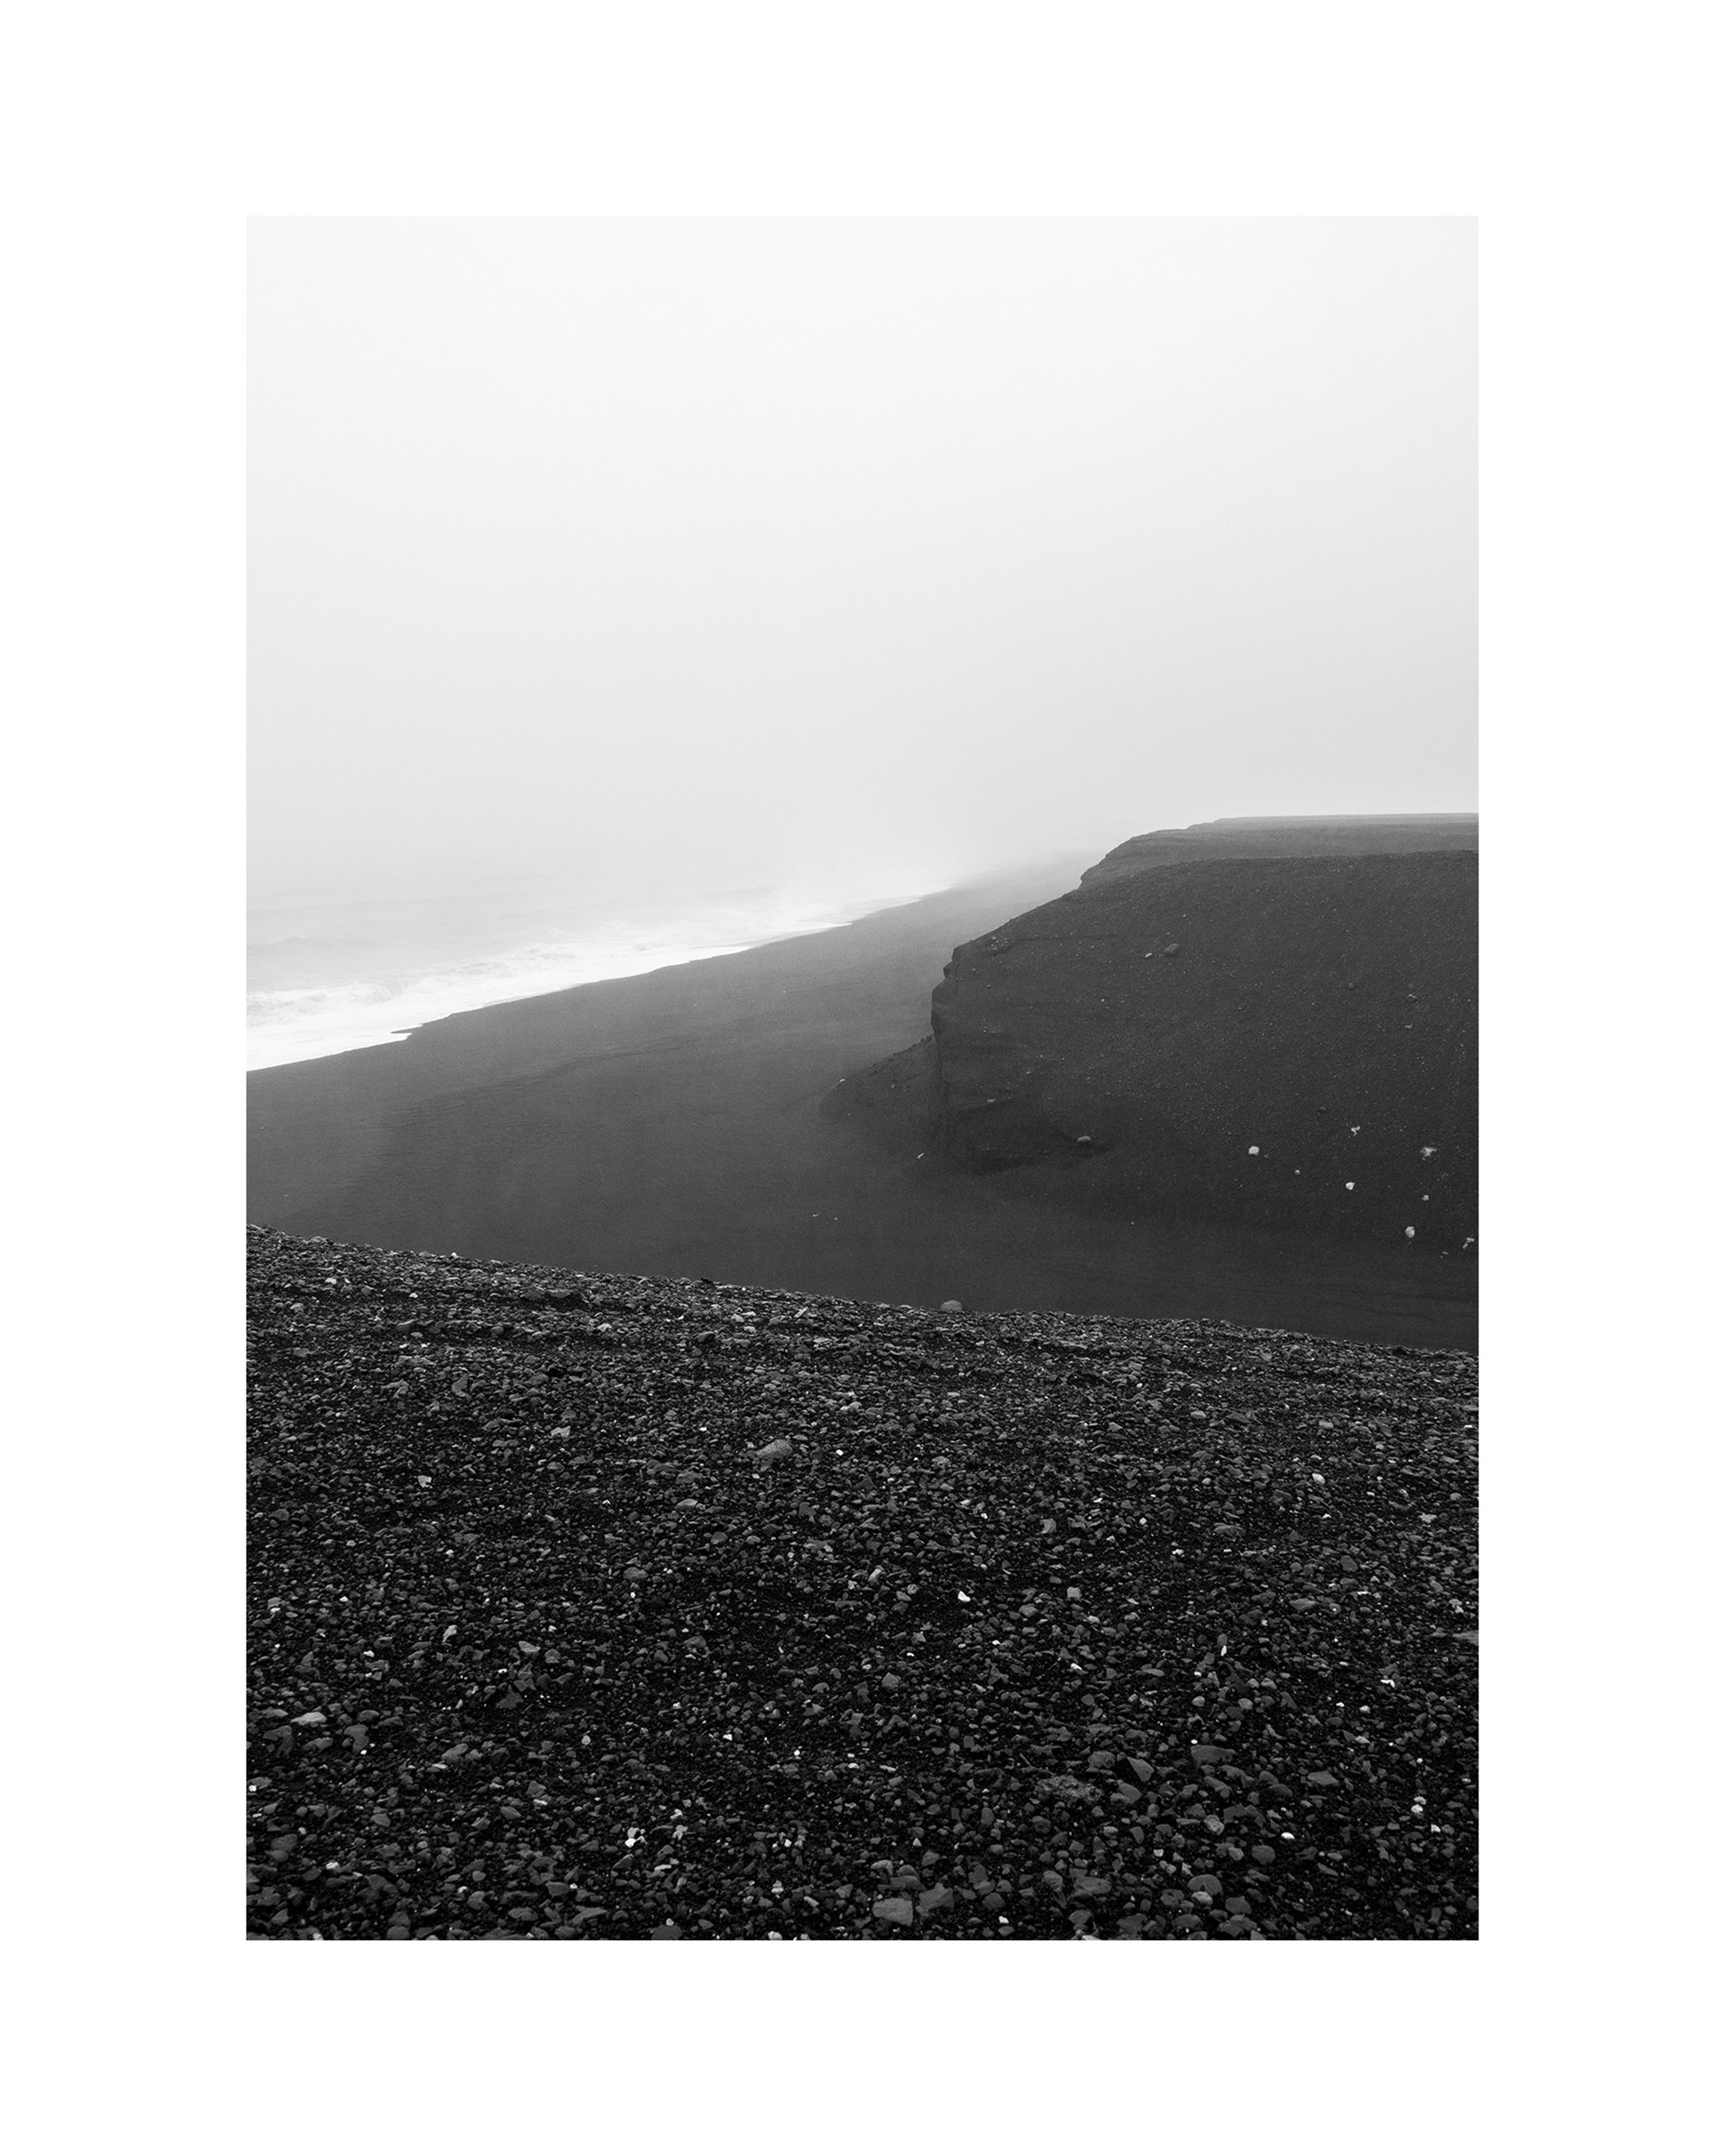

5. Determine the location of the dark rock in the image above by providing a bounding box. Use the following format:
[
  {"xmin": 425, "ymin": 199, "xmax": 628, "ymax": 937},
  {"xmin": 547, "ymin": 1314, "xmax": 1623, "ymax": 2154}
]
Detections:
[{"xmin": 845, "ymin": 819, "xmax": 1477, "ymax": 1246}]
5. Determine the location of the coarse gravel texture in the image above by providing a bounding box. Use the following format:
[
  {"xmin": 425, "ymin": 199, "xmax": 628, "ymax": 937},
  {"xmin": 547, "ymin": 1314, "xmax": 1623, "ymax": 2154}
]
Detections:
[{"xmin": 248, "ymin": 1225, "xmax": 1478, "ymax": 1942}]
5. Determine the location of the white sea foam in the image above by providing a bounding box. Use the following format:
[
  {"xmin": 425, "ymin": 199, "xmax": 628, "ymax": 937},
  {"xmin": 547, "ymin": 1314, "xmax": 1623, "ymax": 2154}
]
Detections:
[{"xmin": 246, "ymin": 885, "xmax": 932, "ymax": 1069}]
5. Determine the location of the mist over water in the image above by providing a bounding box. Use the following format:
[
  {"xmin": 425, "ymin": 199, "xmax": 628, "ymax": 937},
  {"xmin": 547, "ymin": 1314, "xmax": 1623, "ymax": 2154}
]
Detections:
[
  {"xmin": 251, "ymin": 220, "xmax": 1475, "ymax": 931},
  {"xmin": 246, "ymin": 870, "xmax": 947, "ymax": 1068}
]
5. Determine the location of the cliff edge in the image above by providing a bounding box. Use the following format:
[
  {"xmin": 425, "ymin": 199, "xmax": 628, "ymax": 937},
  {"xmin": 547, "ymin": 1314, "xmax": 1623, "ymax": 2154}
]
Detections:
[{"xmin": 827, "ymin": 818, "xmax": 1477, "ymax": 1250}]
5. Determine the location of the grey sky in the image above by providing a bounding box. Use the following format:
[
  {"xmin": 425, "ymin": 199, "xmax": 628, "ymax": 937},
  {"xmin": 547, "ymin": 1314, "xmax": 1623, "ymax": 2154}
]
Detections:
[{"xmin": 249, "ymin": 218, "xmax": 1474, "ymax": 906}]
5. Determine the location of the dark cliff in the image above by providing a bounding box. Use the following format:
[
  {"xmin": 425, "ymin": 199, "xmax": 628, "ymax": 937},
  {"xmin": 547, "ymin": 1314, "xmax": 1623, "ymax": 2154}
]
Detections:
[{"xmin": 829, "ymin": 818, "xmax": 1477, "ymax": 1251}]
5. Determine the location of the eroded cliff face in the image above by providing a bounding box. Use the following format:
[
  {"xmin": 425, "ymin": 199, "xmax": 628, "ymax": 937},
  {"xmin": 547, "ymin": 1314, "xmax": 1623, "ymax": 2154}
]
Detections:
[{"xmin": 840, "ymin": 820, "xmax": 1477, "ymax": 1249}]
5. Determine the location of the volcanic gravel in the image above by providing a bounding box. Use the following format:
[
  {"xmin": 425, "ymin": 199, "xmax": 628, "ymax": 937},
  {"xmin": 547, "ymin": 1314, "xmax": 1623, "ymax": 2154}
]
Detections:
[{"xmin": 248, "ymin": 1225, "xmax": 1478, "ymax": 1941}]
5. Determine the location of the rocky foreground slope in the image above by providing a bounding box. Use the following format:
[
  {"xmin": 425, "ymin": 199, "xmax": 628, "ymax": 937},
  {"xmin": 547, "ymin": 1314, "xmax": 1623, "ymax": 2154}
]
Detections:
[{"xmin": 248, "ymin": 1226, "xmax": 1478, "ymax": 1941}]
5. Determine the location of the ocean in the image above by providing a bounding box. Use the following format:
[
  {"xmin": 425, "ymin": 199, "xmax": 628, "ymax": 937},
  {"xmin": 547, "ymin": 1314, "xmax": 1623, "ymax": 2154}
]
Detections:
[{"xmin": 247, "ymin": 874, "xmax": 934, "ymax": 1070}]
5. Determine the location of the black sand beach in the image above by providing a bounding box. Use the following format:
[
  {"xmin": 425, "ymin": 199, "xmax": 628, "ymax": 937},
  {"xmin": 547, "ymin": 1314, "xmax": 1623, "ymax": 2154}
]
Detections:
[{"xmin": 248, "ymin": 829, "xmax": 1476, "ymax": 1351}]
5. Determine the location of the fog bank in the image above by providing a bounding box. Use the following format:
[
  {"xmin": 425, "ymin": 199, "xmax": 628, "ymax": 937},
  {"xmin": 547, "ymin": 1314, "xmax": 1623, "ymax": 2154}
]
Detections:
[{"xmin": 250, "ymin": 219, "xmax": 1475, "ymax": 908}]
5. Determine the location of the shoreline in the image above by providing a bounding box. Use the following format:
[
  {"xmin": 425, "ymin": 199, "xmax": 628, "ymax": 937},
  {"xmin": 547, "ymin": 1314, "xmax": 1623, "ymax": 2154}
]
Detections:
[
  {"xmin": 248, "ymin": 882, "xmax": 951, "ymax": 1073},
  {"xmin": 249, "ymin": 856, "xmax": 1473, "ymax": 1351}
]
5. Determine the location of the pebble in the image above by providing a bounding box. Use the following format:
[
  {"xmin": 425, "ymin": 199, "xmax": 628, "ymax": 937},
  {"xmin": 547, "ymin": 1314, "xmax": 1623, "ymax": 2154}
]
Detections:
[{"xmin": 245, "ymin": 1227, "xmax": 1477, "ymax": 1945}]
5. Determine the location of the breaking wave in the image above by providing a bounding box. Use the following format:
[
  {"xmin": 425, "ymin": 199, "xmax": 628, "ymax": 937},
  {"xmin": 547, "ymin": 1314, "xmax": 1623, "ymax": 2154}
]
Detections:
[{"xmin": 247, "ymin": 888, "xmax": 929, "ymax": 1069}]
